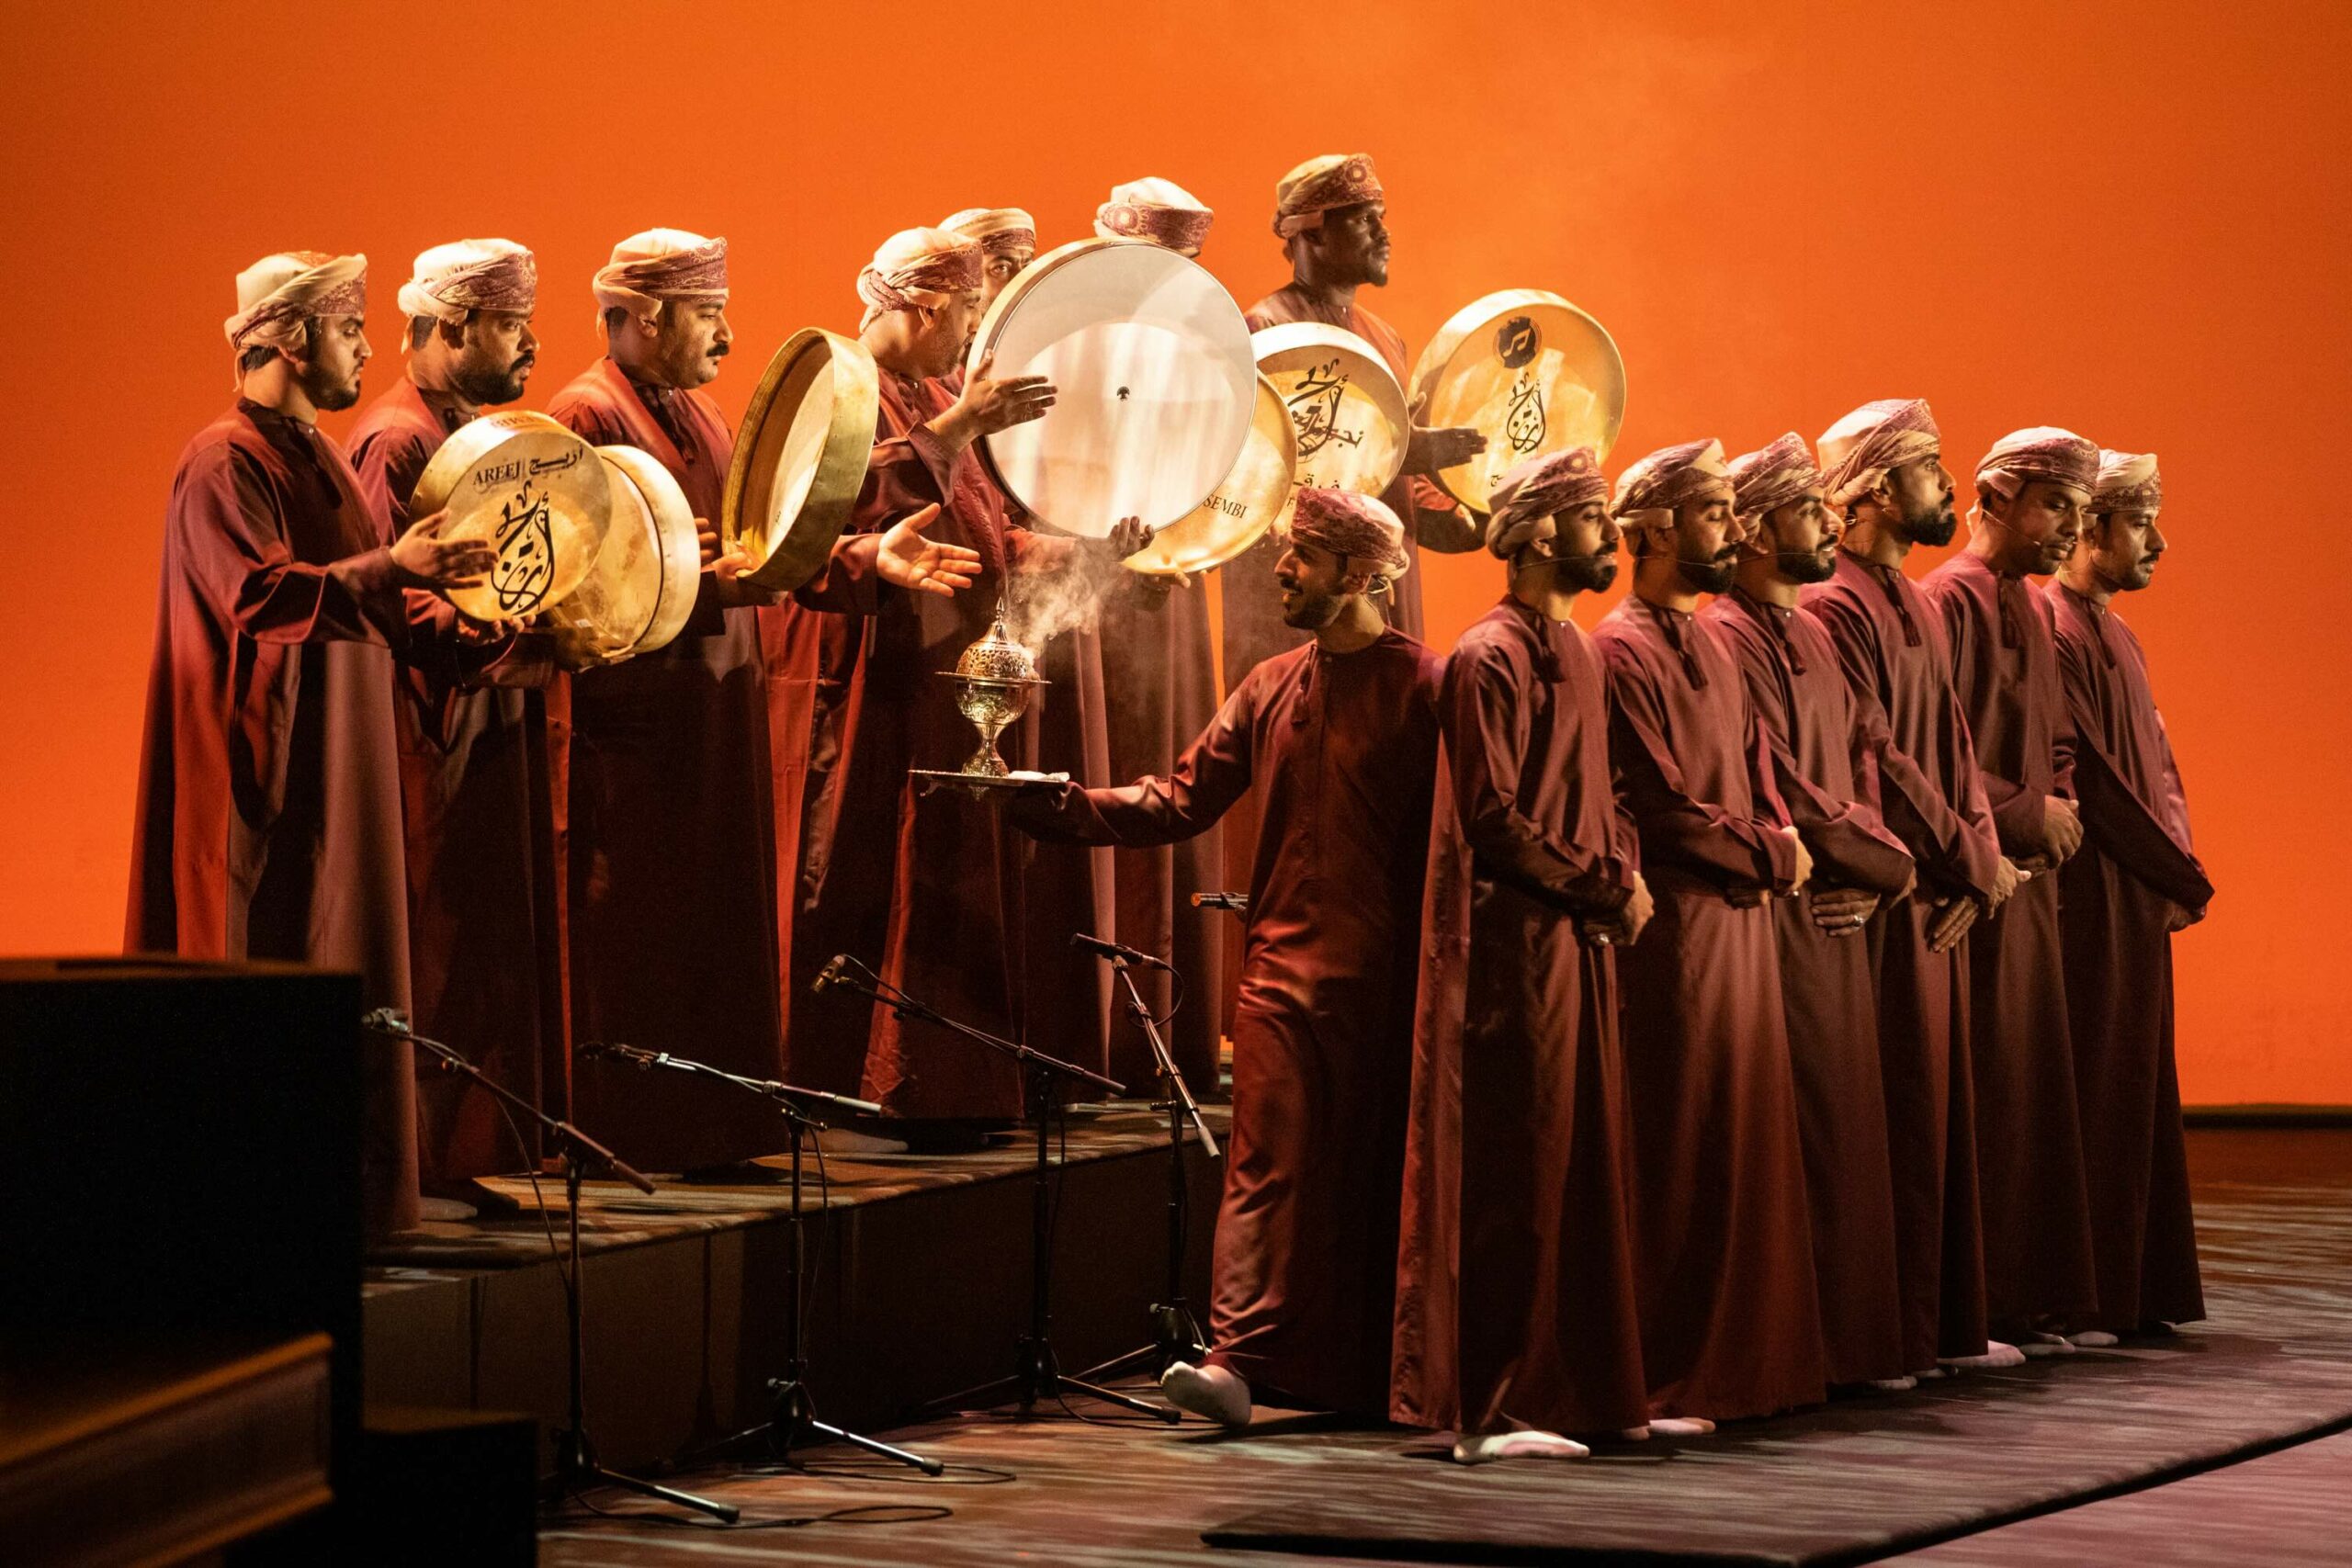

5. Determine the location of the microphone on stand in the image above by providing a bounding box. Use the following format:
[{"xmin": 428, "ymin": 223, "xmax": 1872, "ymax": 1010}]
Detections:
[
  {"xmin": 579, "ymin": 1041, "xmax": 661, "ymax": 1069},
  {"xmin": 360, "ymin": 1007, "xmax": 413, "ymax": 1036},
  {"xmin": 812, "ymin": 954, "xmax": 849, "ymax": 994},
  {"xmin": 1069, "ymin": 931, "xmax": 1170, "ymax": 970}
]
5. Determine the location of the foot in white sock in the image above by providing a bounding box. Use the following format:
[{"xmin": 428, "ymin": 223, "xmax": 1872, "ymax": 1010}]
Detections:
[
  {"xmin": 2016, "ymin": 1330, "xmax": 2075, "ymax": 1359},
  {"xmin": 1644, "ymin": 1416, "xmax": 1715, "ymax": 1437},
  {"xmin": 1452, "ymin": 1430, "xmax": 1589, "ymax": 1464},
  {"xmin": 1868, "ymin": 1375, "xmax": 1919, "ymax": 1392},
  {"xmin": 2072, "ymin": 1329, "xmax": 2120, "ymax": 1348},
  {"xmin": 1159, "ymin": 1360, "xmax": 1250, "ymax": 1427},
  {"xmin": 1939, "ymin": 1339, "xmax": 2028, "ymax": 1370}
]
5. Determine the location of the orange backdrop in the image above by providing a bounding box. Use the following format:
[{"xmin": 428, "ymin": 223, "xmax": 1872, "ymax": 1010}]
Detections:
[{"xmin": 2, "ymin": 1, "xmax": 2341, "ymax": 1101}]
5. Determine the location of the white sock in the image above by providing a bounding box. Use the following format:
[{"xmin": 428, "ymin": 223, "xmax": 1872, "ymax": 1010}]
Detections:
[
  {"xmin": 1452, "ymin": 1430, "xmax": 1589, "ymax": 1464},
  {"xmin": 2073, "ymin": 1329, "xmax": 2120, "ymax": 1348},
  {"xmin": 1939, "ymin": 1339, "xmax": 2028, "ymax": 1370},
  {"xmin": 1645, "ymin": 1416, "xmax": 1716, "ymax": 1437},
  {"xmin": 1868, "ymin": 1375, "xmax": 1919, "ymax": 1392},
  {"xmin": 2017, "ymin": 1331, "xmax": 2075, "ymax": 1359},
  {"xmin": 1159, "ymin": 1360, "xmax": 1250, "ymax": 1428}
]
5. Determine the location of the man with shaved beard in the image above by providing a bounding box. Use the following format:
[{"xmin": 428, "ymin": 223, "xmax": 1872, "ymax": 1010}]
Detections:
[
  {"xmin": 1596, "ymin": 438, "xmax": 1825, "ymax": 1424},
  {"xmin": 350, "ymin": 239, "xmax": 550, "ymax": 1193},
  {"xmin": 1707, "ymin": 434, "xmax": 1917, "ymax": 1393},
  {"xmin": 2045, "ymin": 449, "xmax": 2211, "ymax": 1343},
  {"xmin": 1921, "ymin": 429, "xmax": 2105, "ymax": 1354},
  {"xmin": 130, "ymin": 251, "xmax": 495, "ymax": 1238},
  {"xmin": 1800, "ymin": 399, "xmax": 2021, "ymax": 1377}
]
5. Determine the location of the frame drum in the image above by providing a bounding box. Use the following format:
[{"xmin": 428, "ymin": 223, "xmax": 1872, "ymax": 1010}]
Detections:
[
  {"xmin": 1123, "ymin": 373, "xmax": 1297, "ymax": 578},
  {"xmin": 1409, "ymin": 288, "xmax": 1626, "ymax": 511},
  {"xmin": 970, "ymin": 238, "xmax": 1255, "ymax": 537},
  {"xmin": 723, "ymin": 328, "xmax": 882, "ymax": 593},
  {"xmin": 410, "ymin": 411, "xmax": 611, "ymax": 624},
  {"xmin": 1250, "ymin": 322, "xmax": 1408, "ymax": 502},
  {"xmin": 547, "ymin": 446, "xmax": 701, "ymax": 671}
]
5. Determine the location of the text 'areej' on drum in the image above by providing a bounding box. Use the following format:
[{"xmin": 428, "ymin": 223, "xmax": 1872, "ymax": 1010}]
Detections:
[
  {"xmin": 409, "ymin": 411, "xmax": 612, "ymax": 625},
  {"xmin": 1123, "ymin": 372, "xmax": 1298, "ymax": 578},
  {"xmin": 546, "ymin": 446, "xmax": 701, "ymax": 671},
  {"xmin": 721, "ymin": 327, "xmax": 883, "ymax": 593},
  {"xmin": 1250, "ymin": 322, "xmax": 1409, "ymax": 530},
  {"xmin": 968, "ymin": 238, "xmax": 1257, "ymax": 539},
  {"xmin": 1409, "ymin": 288, "xmax": 1627, "ymax": 512}
]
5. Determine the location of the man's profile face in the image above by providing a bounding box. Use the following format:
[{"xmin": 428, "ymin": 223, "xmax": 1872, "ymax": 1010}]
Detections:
[
  {"xmin": 1762, "ymin": 490, "xmax": 1841, "ymax": 583},
  {"xmin": 1274, "ymin": 533, "xmax": 1358, "ymax": 628},
  {"xmin": 650, "ymin": 301, "xmax": 730, "ymax": 389},
  {"xmin": 1521, "ymin": 499, "xmax": 1619, "ymax": 592},
  {"xmin": 1309, "ymin": 201, "xmax": 1390, "ymax": 288},
  {"xmin": 298, "ymin": 312, "xmax": 369, "ymax": 412},
  {"xmin": 1671, "ymin": 489, "xmax": 1744, "ymax": 594},
  {"xmin": 1885, "ymin": 452, "xmax": 1958, "ymax": 547},
  {"xmin": 919, "ymin": 291, "xmax": 985, "ymax": 379},
  {"xmin": 1996, "ymin": 479, "xmax": 2089, "ymax": 576},
  {"xmin": 2084, "ymin": 506, "xmax": 2166, "ymax": 592},
  {"xmin": 451, "ymin": 309, "xmax": 537, "ymax": 406}
]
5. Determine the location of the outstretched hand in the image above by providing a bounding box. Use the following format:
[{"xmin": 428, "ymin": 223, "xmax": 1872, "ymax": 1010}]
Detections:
[
  {"xmin": 877, "ymin": 504, "xmax": 982, "ymax": 598},
  {"xmin": 392, "ymin": 509, "xmax": 497, "ymax": 592},
  {"xmin": 1405, "ymin": 423, "xmax": 1487, "ymax": 477}
]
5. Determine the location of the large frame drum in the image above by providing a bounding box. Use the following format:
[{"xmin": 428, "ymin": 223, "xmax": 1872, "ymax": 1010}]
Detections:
[
  {"xmin": 547, "ymin": 446, "xmax": 700, "ymax": 671},
  {"xmin": 969, "ymin": 238, "xmax": 1255, "ymax": 538},
  {"xmin": 1409, "ymin": 288, "xmax": 1626, "ymax": 511},
  {"xmin": 1123, "ymin": 372, "xmax": 1298, "ymax": 578},
  {"xmin": 1250, "ymin": 322, "xmax": 1409, "ymax": 534},
  {"xmin": 722, "ymin": 328, "xmax": 882, "ymax": 593},
  {"xmin": 409, "ymin": 411, "xmax": 611, "ymax": 624}
]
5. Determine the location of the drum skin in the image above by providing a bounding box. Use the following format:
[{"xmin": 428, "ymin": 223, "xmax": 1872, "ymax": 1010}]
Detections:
[
  {"xmin": 722, "ymin": 328, "xmax": 881, "ymax": 593},
  {"xmin": 548, "ymin": 445, "xmax": 701, "ymax": 671},
  {"xmin": 410, "ymin": 410, "xmax": 612, "ymax": 624},
  {"xmin": 1409, "ymin": 288, "xmax": 1626, "ymax": 511}
]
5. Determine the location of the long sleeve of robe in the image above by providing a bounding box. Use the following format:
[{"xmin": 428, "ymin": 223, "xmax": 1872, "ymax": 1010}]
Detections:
[
  {"xmin": 349, "ymin": 378, "xmax": 563, "ymax": 1185},
  {"xmin": 1016, "ymin": 628, "xmax": 1442, "ymax": 1416},
  {"xmin": 1799, "ymin": 549, "xmax": 1991, "ymax": 1368},
  {"xmin": 1921, "ymin": 553, "xmax": 2099, "ymax": 1331},
  {"xmin": 1706, "ymin": 591, "xmax": 1913, "ymax": 1385},
  {"xmin": 1392, "ymin": 600, "xmax": 1649, "ymax": 1438},
  {"xmin": 2044, "ymin": 581, "xmax": 2209, "ymax": 1332},
  {"xmin": 780, "ymin": 369, "xmax": 1110, "ymax": 1120},
  {"xmin": 1594, "ymin": 598, "xmax": 1826, "ymax": 1420},
  {"xmin": 545, "ymin": 357, "xmax": 785, "ymax": 1172},
  {"xmin": 127, "ymin": 400, "xmax": 420, "ymax": 1239}
]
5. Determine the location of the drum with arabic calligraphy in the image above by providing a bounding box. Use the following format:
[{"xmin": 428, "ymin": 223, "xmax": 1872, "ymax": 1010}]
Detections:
[
  {"xmin": 1250, "ymin": 323, "xmax": 1408, "ymax": 517},
  {"xmin": 409, "ymin": 411, "xmax": 612, "ymax": 625},
  {"xmin": 969, "ymin": 238, "xmax": 1257, "ymax": 537},
  {"xmin": 1409, "ymin": 289, "xmax": 1626, "ymax": 512},
  {"xmin": 1122, "ymin": 372, "xmax": 1297, "ymax": 578}
]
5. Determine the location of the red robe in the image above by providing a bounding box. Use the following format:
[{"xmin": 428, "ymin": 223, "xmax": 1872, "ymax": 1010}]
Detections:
[
  {"xmin": 1394, "ymin": 599, "xmax": 1649, "ymax": 1438},
  {"xmin": 349, "ymin": 378, "xmax": 561, "ymax": 1184},
  {"xmin": 1017, "ymin": 628, "xmax": 1443, "ymax": 1415},
  {"xmin": 1706, "ymin": 589, "xmax": 1916, "ymax": 1385},
  {"xmin": 1595, "ymin": 597, "xmax": 1826, "ymax": 1420},
  {"xmin": 2045, "ymin": 581, "xmax": 2211, "ymax": 1331},
  {"xmin": 127, "ymin": 400, "xmax": 422, "ymax": 1238},
  {"xmin": 1800, "ymin": 548, "xmax": 2001, "ymax": 1368},
  {"xmin": 547, "ymin": 358, "xmax": 785, "ymax": 1170},
  {"xmin": 1922, "ymin": 552, "xmax": 2100, "ymax": 1330},
  {"xmin": 784, "ymin": 368, "xmax": 1110, "ymax": 1119}
]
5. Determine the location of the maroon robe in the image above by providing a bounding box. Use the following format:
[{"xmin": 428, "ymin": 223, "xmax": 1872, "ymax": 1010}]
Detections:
[
  {"xmin": 1922, "ymin": 552, "xmax": 2100, "ymax": 1330},
  {"xmin": 2045, "ymin": 581, "xmax": 2211, "ymax": 1331},
  {"xmin": 1018, "ymin": 628, "xmax": 1442, "ymax": 1415},
  {"xmin": 127, "ymin": 400, "xmax": 422, "ymax": 1238},
  {"xmin": 547, "ymin": 358, "xmax": 785, "ymax": 1170},
  {"xmin": 350, "ymin": 378, "xmax": 560, "ymax": 1184},
  {"xmin": 1801, "ymin": 548, "xmax": 2001, "ymax": 1368},
  {"xmin": 1394, "ymin": 599, "xmax": 1649, "ymax": 1438},
  {"xmin": 784, "ymin": 368, "xmax": 1110, "ymax": 1119},
  {"xmin": 1706, "ymin": 589, "xmax": 1917, "ymax": 1385},
  {"xmin": 1595, "ymin": 597, "xmax": 1826, "ymax": 1419}
]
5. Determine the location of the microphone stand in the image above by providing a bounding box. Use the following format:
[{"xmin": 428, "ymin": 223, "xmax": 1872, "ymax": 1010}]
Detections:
[
  {"xmin": 1073, "ymin": 944, "xmax": 1220, "ymax": 1384},
  {"xmin": 819, "ymin": 957, "xmax": 1176, "ymax": 1423},
  {"xmin": 361, "ymin": 1014, "xmax": 737, "ymax": 1525},
  {"xmin": 582, "ymin": 1043, "xmax": 942, "ymax": 1476}
]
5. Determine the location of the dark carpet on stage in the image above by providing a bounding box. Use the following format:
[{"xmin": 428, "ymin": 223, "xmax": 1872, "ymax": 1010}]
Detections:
[{"xmin": 536, "ymin": 1130, "xmax": 2352, "ymax": 1568}]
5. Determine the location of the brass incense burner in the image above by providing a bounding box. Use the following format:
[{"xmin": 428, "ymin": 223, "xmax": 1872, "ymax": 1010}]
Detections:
[{"xmin": 942, "ymin": 617, "xmax": 1046, "ymax": 777}]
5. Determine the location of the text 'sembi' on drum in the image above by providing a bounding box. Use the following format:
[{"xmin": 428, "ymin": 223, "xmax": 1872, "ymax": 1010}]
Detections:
[
  {"xmin": 1409, "ymin": 288, "xmax": 1627, "ymax": 512},
  {"xmin": 409, "ymin": 411, "xmax": 612, "ymax": 625},
  {"xmin": 1250, "ymin": 323, "xmax": 1408, "ymax": 514},
  {"xmin": 1123, "ymin": 372, "xmax": 1298, "ymax": 579},
  {"xmin": 547, "ymin": 445, "xmax": 701, "ymax": 671},
  {"xmin": 969, "ymin": 238, "xmax": 1257, "ymax": 538},
  {"xmin": 723, "ymin": 328, "xmax": 883, "ymax": 593}
]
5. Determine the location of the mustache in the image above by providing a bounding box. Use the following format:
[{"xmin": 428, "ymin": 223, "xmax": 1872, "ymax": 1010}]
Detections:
[{"xmin": 707, "ymin": 342, "xmax": 730, "ymax": 358}]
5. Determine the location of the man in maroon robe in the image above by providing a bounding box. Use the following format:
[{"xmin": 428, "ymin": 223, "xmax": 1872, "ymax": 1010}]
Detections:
[
  {"xmin": 1800, "ymin": 398, "xmax": 2021, "ymax": 1375},
  {"xmin": 1708, "ymin": 434, "xmax": 1918, "ymax": 1392},
  {"xmin": 2046, "ymin": 449, "xmax": 2211, "ymax": 1341},
  {"xmin": 1081, "ymin": 178, "xmax": 1227, "ymax": 1095},
  {"xmin": 547, "ymin": 229, "xmax": 786, "ymax": 1175},
  {"xmin": 1921, "ymin": 428, "xmax": 2105, "ymax": 1352},
  {"xmin": 349, "ymin": 239, "xmax": 552, "ymax": 1190},
  {"xmin": 1013, "ymin": 490, "xmax": 1442, "ymax": 1426},
  {"xmin": 129, "ymin": 251, "xmax": 498, "ymax": 1238},
  {"xmin": 783, "ymin": 229, "xmax": 1133, "ymax": 1124},
  {"xmin": 1393, "ymin": 448, "xmax": 1656, "ymax": 1461},
  {"xmin": 1596, "ymin": 438, "xmax": 1826, "ymax": 1422}
]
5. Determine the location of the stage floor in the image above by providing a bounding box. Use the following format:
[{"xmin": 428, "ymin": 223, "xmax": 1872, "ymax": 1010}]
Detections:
[{"xmin": 532, "ymin": 1129, "xmax": 2352, "ymax": 1568}]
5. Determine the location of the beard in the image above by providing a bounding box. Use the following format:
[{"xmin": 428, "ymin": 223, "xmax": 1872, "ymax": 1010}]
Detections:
[
  {"xmin": 1902, "ymin": 495, "xmax": 1959, "ymax": 547},
  {"xmin": 1677, "ymin": 553, "xmax": 1737, "ymax": 595},
  {"xmin": 306, "ymin": 367, "xmax": 362, "ymax": 412},
  {"xmin": 1524, "ymin": 549, "xmax": 1617, "ymax": 592},
  {"xmin": 454, "ymin": 355, "xmax": 531, "ymax": 408},
  {"xmin": 1280, "ymin": 584, "xmax": 1346, "ymax": 629},
  {"xmin": 1778, "ymin": 547, "xmax": 1839, "ymax": 585}
]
